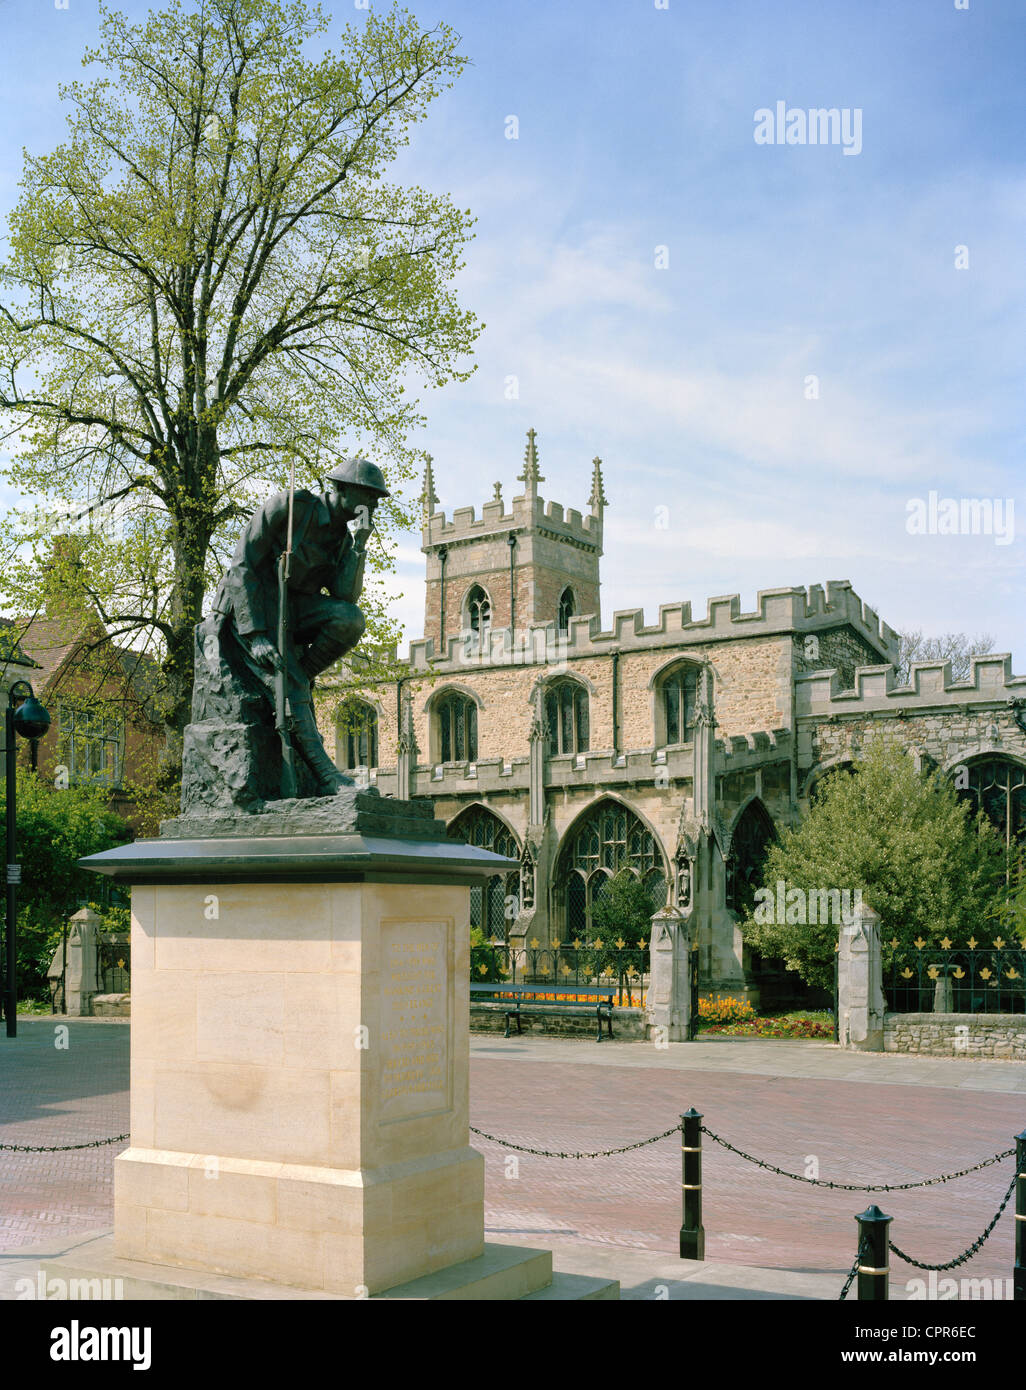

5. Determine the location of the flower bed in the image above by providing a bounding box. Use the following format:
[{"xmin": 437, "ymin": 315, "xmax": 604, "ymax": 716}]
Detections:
[{"xmin": 696, "ymin": 999, "xmax": 833, "ymax": 1038}]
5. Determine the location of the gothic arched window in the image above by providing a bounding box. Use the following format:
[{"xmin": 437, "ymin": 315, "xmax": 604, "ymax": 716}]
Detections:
[
  {"xmin": 558, "ymin": 586, "xmax": 576, "ymax": 634},
  {"xmin": 437, "ymin": 691, "xmax": 478, "ymax": 763},
  {"xmin": 726, "ymin": 799, "xmax": 776, "ymax": 915},
  {"xmin": 558, "ymin": 800, "xmax": 666, "ymax": 938},
  {"xmin": 656, "ymin": 663, "xmax": 700, "ymax": 745},
  {"xmin": 448, "ymin": 806, "xmax": 520, "ymax": 940},
  {"xmin": 954, "ymin": 757, "xmax": 1026, "ymax": 850},
  {"xmin": 465, "ymin": 585, "xmax": 491, "ymax": 646},
  {"xmin": 544, "ymin": 679, "xmax": 589, "ymax": 756},
  {"xmin": 337, "ymin": 700, "xmax": 378, "ymax": 770}
]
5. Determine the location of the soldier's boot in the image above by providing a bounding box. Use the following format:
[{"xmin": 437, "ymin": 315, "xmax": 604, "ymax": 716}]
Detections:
[
  {"xmin": 290, "ymin": 702, "xmax": 355, "ymax": 794},
  {"xmin": 299, "ymin": 609, "xmax": 365, "ymax": 681}
]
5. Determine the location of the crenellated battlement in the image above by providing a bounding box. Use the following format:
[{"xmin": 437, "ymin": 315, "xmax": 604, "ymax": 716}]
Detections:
[
  {"xmin": 409, "ymin": 579, "xmax": 897, "ymax": 670},
  {"xmin": 796, "ymin": 655, "xmax": 1026, "ymax": 717},
  {"xmin": 422, "ymin": 489, "xmax": 602, "ymax": 551}
]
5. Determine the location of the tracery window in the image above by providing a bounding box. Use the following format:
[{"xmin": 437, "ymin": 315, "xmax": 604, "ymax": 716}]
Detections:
[
  {"xmin": 544, "ymin": 679, "xmax": 589, "ymax": 756},
  {"xmin": 437, "ymin": 692, "xmax": 478, "ymax": 763},
  {"xmin": 449, "ymin": 806, "xmax": 520, "ymax": 940},
  {"xmin": 657, "ymin": 664, "xmax": 700, "ymax": 745},
  {"xmin": 559, "ymin": 801, "xmax": 666, "ymax": 938},
  {"xmin": 955, "ymin": 758, "xmax": 1026, "ymax": 850},
  {"xmin": 726, "ymin": 799, "xmax": 776, "ymax": 915},
  {"xmin": 337, "ymin": 700, "xmax": 378, "ymax": 770}
]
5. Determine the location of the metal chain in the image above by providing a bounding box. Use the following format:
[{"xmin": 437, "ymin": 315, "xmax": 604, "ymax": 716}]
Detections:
[
  {"xmin": 469, "ymin": 1123, "xmax": 681, "ymax": 1159},
  {"xmin": 838, "ymin": 1236, "xmax": 870, "ymax": 1301},
  {"xmin": 0, "ymin": 1134, "xmax": 129, "ymax": 1153},
  {"xmin": 889, "ymin": 1173, "xmax": 1018, "ymax": 1272},
  {"xmin": 700, "ymin": 1126, "xmax": 1014, "ymax": 1192}
]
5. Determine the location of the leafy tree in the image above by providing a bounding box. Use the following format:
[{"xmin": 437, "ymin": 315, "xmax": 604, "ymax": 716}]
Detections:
[
  {"xmin": 896, "ymin": 630, "xmax": 994, "ymax": 684},
  {"xmin": 742, "ymin": 742, "xmax": 1006, "ymax": 990},
  {"xmin": 0, "ymin": 0, "xmax": 480, "ymax": 769},
  {"xmin": 588, "ymin": 870, "xmax": 660, "ymax": 948},
  {"xmin": 2, "ymin": 769, "xmax": 129, "ymax": 1000}
]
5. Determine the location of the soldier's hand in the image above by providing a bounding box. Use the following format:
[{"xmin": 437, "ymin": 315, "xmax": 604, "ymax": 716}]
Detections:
[{"xmin": 249, "ymin": 633, "xmax": 285, "ymax": 672}]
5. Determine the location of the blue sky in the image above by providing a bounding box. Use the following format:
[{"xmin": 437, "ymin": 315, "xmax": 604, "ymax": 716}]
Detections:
[{"xmin": 1, "ymin": 0, "xmax": 1024, "ymax": 661}]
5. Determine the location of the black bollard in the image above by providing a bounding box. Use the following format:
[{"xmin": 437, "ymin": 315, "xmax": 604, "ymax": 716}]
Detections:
[
  {"xmin": 1015, "ymin": 1128, "xmax": 1026, "ymax": 1303},
  {"xmin": 855, "ymin": 1204, "xmax": 892, "ymax": 1301},
  {"xmin": 680, "ymin": 1108, "xmax": 705, "ymax": 1260}
]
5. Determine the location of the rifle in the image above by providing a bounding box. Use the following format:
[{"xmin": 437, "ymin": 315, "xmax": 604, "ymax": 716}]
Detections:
[{"xmin": 275, "ymin": 462, "xmax": 297, "ymax": 799}]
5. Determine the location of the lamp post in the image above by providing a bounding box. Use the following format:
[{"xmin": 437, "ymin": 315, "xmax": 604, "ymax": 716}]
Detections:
[{"xmin": 4, "ymin": 681, "xmax": 51, "ymax": 1038}]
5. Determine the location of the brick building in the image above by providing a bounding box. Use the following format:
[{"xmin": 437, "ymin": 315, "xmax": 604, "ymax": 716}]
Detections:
[
  {"xmin": 317, "ymin": 430, "xmax": 1026, "ymax": 1004},
  {"xmin": 0, "ymin": 607, "xmax": 165, "ymax": 828}
]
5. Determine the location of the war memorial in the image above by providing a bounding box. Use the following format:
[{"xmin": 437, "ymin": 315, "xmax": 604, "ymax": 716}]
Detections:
[{"xmin": 40, "ymin": 462, "xmax": 615, "ymax": 1299}]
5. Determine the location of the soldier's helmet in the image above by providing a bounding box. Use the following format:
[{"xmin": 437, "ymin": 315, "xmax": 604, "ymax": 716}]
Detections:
[{"xmin": 324, "ymin": 457, "xmax": 390, "ymax": 498}]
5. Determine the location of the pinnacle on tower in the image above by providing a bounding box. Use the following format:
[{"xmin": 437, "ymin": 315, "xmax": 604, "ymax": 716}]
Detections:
[
  {"xmin": 420, "ymin": 453, "xmax": 439, "ymax": 517},
  {"xmin": 590, "ymin": 455, "xmax": 608, "ymax": 514},
  {"xmin": 517, "ymin": 427, "xmax": 544, "ymax": 491}
]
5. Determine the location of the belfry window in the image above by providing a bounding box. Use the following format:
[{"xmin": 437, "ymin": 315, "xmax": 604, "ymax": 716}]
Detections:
[
  {"xmin": 557, "ymin": 587, "xmax": 575, "ymax": 634},
  {"xmin": 465, "ymin": 586, "xmax": 491, "ymax": 647}
]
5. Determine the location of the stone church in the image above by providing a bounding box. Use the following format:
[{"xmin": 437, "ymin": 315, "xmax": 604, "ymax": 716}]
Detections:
[{"xmin": 317, "ymin": 430, "xmax": 1026, "ymax": 1004}]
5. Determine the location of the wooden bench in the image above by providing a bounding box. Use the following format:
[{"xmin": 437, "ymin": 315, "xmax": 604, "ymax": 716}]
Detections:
[{"xmin": 470, "ymin": 981, "xmax": 617, "ymax": 1041}]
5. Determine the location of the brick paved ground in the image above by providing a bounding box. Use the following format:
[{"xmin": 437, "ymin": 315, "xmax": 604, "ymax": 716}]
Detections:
[
  {"xmin": 0, "ymin": 1019, "xmax": 128, "ymax": 1251},
  {"xmin": 1, "ymin": 1019, "xmax": 1022, "ymax": 1294},
  {"xmin": 472, "ymin": 1056, "xmax": 1024, "ymax": 1286}
]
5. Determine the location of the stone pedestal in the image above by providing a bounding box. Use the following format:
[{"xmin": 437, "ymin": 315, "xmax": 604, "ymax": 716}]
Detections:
[
  {"xmin": 116, "ymin": 879, "xmax": 481, "ymax": 1295},
  {"xmin": 78, "ymin": 794, "xmax": 521, "ymax": 1297}
]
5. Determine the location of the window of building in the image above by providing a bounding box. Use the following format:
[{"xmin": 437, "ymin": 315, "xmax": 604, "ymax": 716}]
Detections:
[
  {"xmin": 464, "ymin": 585, "xmax": 491, "ymax": 647},
  {"xmin": 448, "ymin": 806, "xmax": 520, "ymax": 940},
  {"xmin": 544, "ymin": 679, "xmax": 589, "ymax": 756},
  {"xmin": 55, "ymin": 704, "xmax": 124, "ymax": 787},
  {"xmin": 954, "ymin": 757, "xmax": 1026, "ymax": 850},
  {"xmin": 725, "ymin": 799, "xmax": 776, "ymax": 915},
  {"xmin": 557, "ymin": 586, "xmax": 575, "ymax": 634},
  {"xmin": 337, "ymin": 700, "xmax": 378, "ymax": 771},
  {"xmin": 658, "ymin": 664, "xmax": 700, "ymax": 745},
  {"xmin": 437, "ymin": 691, "xmax": 478, "ymax": 762},
  {"xmin": 559, "ymin": 800, "xmax": 666, "ymax": 939}
]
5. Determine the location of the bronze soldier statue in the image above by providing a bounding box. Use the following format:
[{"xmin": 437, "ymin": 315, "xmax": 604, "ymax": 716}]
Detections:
[{"xmin": 208, "ymin": 457, "xmax": 389, "ymax": 797}]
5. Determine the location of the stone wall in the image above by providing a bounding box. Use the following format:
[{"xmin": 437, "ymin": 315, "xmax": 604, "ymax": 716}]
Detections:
[{"xmin": 884, "ymin": 1012, "xmax": 1026, "ymax": 1058}]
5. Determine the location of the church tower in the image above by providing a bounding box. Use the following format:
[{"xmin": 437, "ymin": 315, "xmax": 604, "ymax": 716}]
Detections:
[{"xmin": 421, "ymin": 429, "xmax": 606, "ymax": 652}]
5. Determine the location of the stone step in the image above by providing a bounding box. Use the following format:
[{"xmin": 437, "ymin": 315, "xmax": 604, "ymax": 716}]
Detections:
[
  {"xmin": 36, "ymin": 1236, "xmax": 613, "ymax": 1302},
  {"xmin": 372, "ymin": 1244, "xmax": 554, "ymax": 1300},
  {"xmin": 521, "ymin": 1272, "xmax": 620, "ymax": 1300}
]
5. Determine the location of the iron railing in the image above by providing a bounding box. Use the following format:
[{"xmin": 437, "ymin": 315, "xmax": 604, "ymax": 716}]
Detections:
[
  {"xmin": 470, "ymin": 936, "xmax": 649, "ymax": 1008},
  {"xmin": 96, "ymin": 934, "xmax": 130, "ymax": 994},
  {"xmin": 885, "ymin": 936, "xmax": 1026, "ymax": 1014}
]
